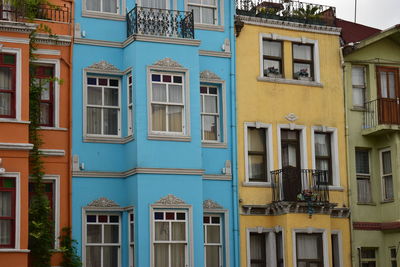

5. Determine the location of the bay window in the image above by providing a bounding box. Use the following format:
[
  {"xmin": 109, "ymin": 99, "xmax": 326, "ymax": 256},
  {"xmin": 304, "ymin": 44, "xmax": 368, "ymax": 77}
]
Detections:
[
  {"xmin": 360, "ymin": 247, "xmax": 377, "ymax": 267},
  {"xmin": 188, "ymin": 0, "xmax": 218, "ymax": 25},
  {"xmin": 128, "ymin": 74, "xmax": 133, "ymax": 136},
  {"xmin": 355, "ymin": 149, "xmax": 372, "ymax": 203},
  {"xmin": 296, "ymin": 233, "xmax": 323, "ymax": 267},
  {"xmin": 380, "ymin": 149, "xmax": 394, "ymax": 201},
  {"xmin": 248, "ymin": 229, "xmax": 283, "ymax": 267},
  {"xmin": 86, "ymin": 76, "xmax": 120, "ymax": 136},
  {"xmin": 201, "ymin": 86, "xmax": 220, "ymax": 141},
  {"xmin": 0, "ymin": 177, "xmax": 15, "ymax": 248},
  {"xmin": 0, "ymin": 53, "xmax": 16, "ymax": 118}
]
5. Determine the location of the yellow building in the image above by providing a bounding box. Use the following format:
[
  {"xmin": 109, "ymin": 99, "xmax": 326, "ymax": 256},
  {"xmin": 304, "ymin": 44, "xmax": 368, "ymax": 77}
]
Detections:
[{"xmin": 235, "ymin": 1, "xmax": 351, "ymax": 266}]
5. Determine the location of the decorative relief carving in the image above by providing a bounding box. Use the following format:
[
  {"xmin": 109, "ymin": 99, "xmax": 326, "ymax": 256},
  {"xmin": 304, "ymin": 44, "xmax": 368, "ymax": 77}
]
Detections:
[
  {"xmin": 203, "ymin": 199, "xmax": 223, "ymax": 209},
  {"xmin": 285, "ymin": 113, "xmax": 298, "ymax": 122},
  {"xmin": 87, "ymin": 197, "xmax": 120, "ymax": 207},
  {"xmin": 153, "ymin": 58, "xmax": 183, "ymax": 68},
  {"xmin": 200, "ymin": 70, "xmax": 222, "ymax": 81},
  {"xmin": 87, "ymin": 61, "xmax": 121, "ymax": 72},
  {"xmin": 155, "ymin": 194, "xmax": 186, "ymax": 205}
]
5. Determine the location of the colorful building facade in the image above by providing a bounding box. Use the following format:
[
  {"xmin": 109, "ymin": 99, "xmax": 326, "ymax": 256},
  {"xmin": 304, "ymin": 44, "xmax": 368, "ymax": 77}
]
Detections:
[
  {"xmin": 235, "ymin": 1, "xmax": 351, "ymax": 266},
  {"xmin": 0, "ymin": 1, "xmax": 73, "ymax": 266},
  {"xmin": 71, "ymin": 0, "xmax": 239, "ymax": 266},
  {"xmin": 343, "ymin": 24, "xmax": 400, "ymax": 267}
]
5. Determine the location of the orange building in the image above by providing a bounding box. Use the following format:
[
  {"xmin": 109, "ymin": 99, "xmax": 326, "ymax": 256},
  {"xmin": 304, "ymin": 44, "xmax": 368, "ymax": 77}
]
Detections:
[{"xmin": 0, "ymin": 1, "xmax": 73, "ymax": 266}]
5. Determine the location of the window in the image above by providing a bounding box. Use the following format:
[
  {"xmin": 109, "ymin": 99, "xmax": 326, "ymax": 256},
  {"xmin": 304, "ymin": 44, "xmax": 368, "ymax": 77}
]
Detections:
[
  {"xmin": 248, "ymin": 230, "xmax": 283, "ymax": 267},
  {"xmin": 0, "ymin": 177, "xmax": 15, "ymax": 248},
  {"xmin": 355, "ymin": 149, "xmax": 372, "ymax": 203},
  {"xmin": 201, "ymin": 86, "xmax": 220, "ymax": 141},
  {"xmin": 390, "ymin": 247, "xmax": 397, "ymax": 267},
  {"xmin": 86, "ymin": 0, "xmax": 118, "ymax": 13},
  {"xmin": 129, "ymin": 212, "xmax": 134, "ymax": 267},
  {"xmin": 377, "ymin": 67, "xmax": 398, "ymax": 99},
  {"xmin": 262, "ymin": 40, "xmax": 283, "ymax": 77},
  {"xmin": 360, "ymin": 247, "xmax": 377, "ymax": 267},
  {"xmin": 247, "ymin": 127, "xmax": 268, "ymax": 182},
  {"xmin": 296, "ymin": 233, "xmax": 323, "ymax": 267},
  {"xmin": 150, "ymin": 73, "xmax": 185, "ymax": 134},
  {"xmin": 141, "ymin": 0, "xmax": 167, "ymax": 9},
  {"xmin": 188, "ymin": 0, "xmax": 217, "ymax": 25},
  {"xmin": 352, "ymin": 66, "xmax": 366, "ymax": 107},
  {"xmin": 127, "ymin": 74, "xmax": 133, "ymax": 136},
  {"xmin": 380, "ymin": 149, "xmax": 394, "ymax": 201},
  {"xmin": 314, "ymin": 132, "xmax": 332, "ymax": 185},
  {"xmin": 86, "ymin": 213, "xmax": 120, "ymax": 267},
  {"xmin": 33, "ymin": 66, "xmax": 55, "ymax": 127},
  {"xmin": 86, "ymin": 76, "xmax": 120, "ymax": 136},
  {"xmin": 331, "ymin": 233, "xmax": 341, "ymax": 267},
  {"xmin": 0, "ymin": 53, "xmax": 16, "ymax": 118},
  {"xmin": 204, "ymin": 215, "xmax": 222, "ymax": 267},
  {"xmin": 293, "ymin": 44, "xmax": 313, "ymax": 80},
  {"xmin": 153, "ymin": 210, "xmax": 187, "ymax": 267}
]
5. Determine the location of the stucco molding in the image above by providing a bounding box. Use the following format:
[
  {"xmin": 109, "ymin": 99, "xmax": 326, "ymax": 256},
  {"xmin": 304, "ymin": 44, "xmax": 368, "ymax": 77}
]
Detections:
[
  {"xmin": 285, "ymin": 113, "xmax": 298, "ymax": 122},
  {"xmin": 38, "ymin": 149, "xmax": 65, "ymax": 156},
  {"xmin": 72, "ymin": 167, "xmax": 204, "ymax": 178},
  {"xmin": 87, "ymin": 60, "xmax": 121, "ymax": 73},
  {"xmin": 87, "ymin": 197, "xmax": 120, "ymax": 208},
  {"xmin": 34, "ymin": 33, "xmax": 71, "ymax": 46},
  {"xmin": 154, "ymin": 194, "xmax": 186, "ymax": 205},
  {"xmin": 199, "ymin": 50, "xmax": 231, "ymax": 58},
  {"xmin": 0, "ymin": 20, "xmax": 37, "ymax": 34},
  {"xmin": 153, "ymin": 58, "xmax": 183, "ymax": 69},
  {"xmin": 200, "ymin": 70, "xmax": 222, "ymax": 81},
  {"xmin": 202, "ymin": 174, "xmax": 232, "ymax": 180},
  {"xmin": 83, "ymin": 135, "xmax": 134, "ymax": 144},
  {"xmin": 203, "ymin": 199, "xmax": 223, "ymax": 209},
  {"xmin": 0, "ymin": 142, "xmax": 33, "ymax": 151}
]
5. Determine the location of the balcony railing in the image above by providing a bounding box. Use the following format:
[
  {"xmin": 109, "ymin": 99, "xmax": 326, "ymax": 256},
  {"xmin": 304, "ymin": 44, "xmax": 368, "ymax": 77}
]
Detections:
[
  {"xmin": 0, "ymin": 3, "xmax": 70, "ymax": 23},
  {"xmin": 271, "ymin": 167, "xmax": 329, "ymax": 203},
  {"xmin": 364, "ymin": 98, "xmax": 400, "ymax": 129},
  {"xmin": 127, "ymin": 5, "xmax": 194, "ymax": 39},
  {"xmin": 236, "ymin": 0, "xmax": 336, "ymax": 26}
]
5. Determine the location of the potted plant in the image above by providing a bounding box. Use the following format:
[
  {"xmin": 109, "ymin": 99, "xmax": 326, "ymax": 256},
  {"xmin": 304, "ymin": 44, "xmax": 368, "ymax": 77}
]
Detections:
[
  {"xmin": 264, "ymin": 66, "xmax": 282, "ymax": 78},
  {"xmin": 294, "ymin": 68, "xmax": 311, "ymax": 81}
]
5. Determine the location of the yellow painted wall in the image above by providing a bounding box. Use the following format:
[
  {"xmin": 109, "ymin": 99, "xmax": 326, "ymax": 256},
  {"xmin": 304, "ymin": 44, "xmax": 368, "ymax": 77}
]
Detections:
[{"xmin": 236, "ymin": 21, "xmax": 351, "ymax": 267}]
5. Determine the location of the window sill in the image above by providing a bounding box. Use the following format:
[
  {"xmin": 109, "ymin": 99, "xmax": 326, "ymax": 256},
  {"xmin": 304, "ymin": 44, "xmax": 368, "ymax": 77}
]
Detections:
[
  {"xmin": 0, "ymin": 119, "xmax": 30, "ymax": 124},
  {"xmin": 381, "ymin": 199, "xmax": 395, "ymax": 204},
  {"xmin": 83, "ymin": 135, "xmax": 133, "ymax": 144},
  {"xmin": 38, "ymin": 126, "xmax": 68, "ymax": 131},
  {"xmin": 242, "ymin": 181, "xmax": 272, "ymax": 187},
  {"xmin": 202, "ymin": 142, "xmax": 227, "ymax": 148},
  {"xmin": 350, "ymin": 107, "xmax": 366, "ymax": 112},
  {"xmin": 148, "ymin": 135, "xmax": 191, "ymax": 142},
  {"xmin": 0, "ymin": 249, "xmax": 30, "ymax": 253},
  {"xmin": 257, "ymin": 76, "xmax": 323, "ymax": 87},
  {"xmin": 82, "ymin": 10, "xmax": 125, "ymax": 21},
  {"xmin": 328, "ymin": 186, "xmax": 344, "ymax": 191},
  {"xmin": 357, "ymin": 202, "xmax": 376, "ymax": 206},
  {"xmin": 194, "ymin": 24, "xmax": 224, "ymax": 32}
]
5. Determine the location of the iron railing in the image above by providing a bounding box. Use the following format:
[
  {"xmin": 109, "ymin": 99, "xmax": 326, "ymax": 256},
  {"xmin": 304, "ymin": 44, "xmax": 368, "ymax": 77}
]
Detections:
[
  {"xmin": 127, "ymin": 5, "xmax": 194, "ymax": 39},
  {"xmin": 236, "ymin": 0, "xmax": 336, "ymax": 26},
  {"xmin": 0, "ymin": 3, "xmax": 70, "ymax": 23},
  {"xmin": 271, "ymin": 167, "xmax": 329, "ymax": 202},
  {"xmin": 364, "ymin": 98, "xmax": 400, "ymax": 129}
]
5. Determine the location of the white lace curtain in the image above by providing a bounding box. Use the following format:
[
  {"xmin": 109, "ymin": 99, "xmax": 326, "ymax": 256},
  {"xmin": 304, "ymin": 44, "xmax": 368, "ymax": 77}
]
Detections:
[
  {"xmin": 0, "ymin": 67, "xmax": 11, "ymax": 116},
  {"xmin": 0, "ymin": 191, "xmax": 11, "ymax": 245},
  {"xmin": 86, "ymin": 0, "xmax": 117, "ymax": 13},
  {"xmin": 296, "ymin": 234, "xmax": 320, "ymax": 260},
  {"xmin": 141, "ymin": 0, "xmax": 167, "ymax": 9}
]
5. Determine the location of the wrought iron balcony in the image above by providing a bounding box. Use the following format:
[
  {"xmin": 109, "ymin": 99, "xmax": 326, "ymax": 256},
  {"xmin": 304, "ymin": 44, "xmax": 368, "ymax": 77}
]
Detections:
[
  {"xmin": 235, "ymin": 0, "xmax": 336, "ymax": 26},
  {"xmin": 363, "ymin": 98, "xmax": 400, "ymax": 135},
  {"xmin": 0, "ymin": 3, "xmax": 70, "ymax": 23},
  {"xmin": 271, "ymin": 167, "xmax": 329, "ymax": 203},
  {"xmin": 127, "ymin": 5, "xmax": 194, "ymax": 39}
]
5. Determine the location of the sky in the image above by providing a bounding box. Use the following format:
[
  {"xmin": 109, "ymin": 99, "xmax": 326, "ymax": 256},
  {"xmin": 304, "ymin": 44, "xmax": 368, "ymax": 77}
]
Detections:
[{"xmin": 304, "ymin": 0, "xmax": 400, "ymax": 30}]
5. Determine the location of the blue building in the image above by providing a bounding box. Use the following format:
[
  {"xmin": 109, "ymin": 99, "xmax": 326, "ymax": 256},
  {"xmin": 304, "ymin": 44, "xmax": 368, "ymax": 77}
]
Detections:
[{"xmin": 71, "ymin": 0, "xmax": 238, "ymax": 266}]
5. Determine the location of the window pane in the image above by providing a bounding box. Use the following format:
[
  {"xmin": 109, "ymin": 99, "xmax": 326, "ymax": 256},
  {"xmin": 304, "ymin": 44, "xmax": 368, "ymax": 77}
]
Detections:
[
  {"xmin": 87, "ymin": 225, "xmax": 101, "ymax": 243},
  {"xmin": 103, "ymin": 108, "xmax": 118, "ymax": 135},
  {"xmin": 356, "ymin": 150, "xmax": 369, "ymax": 174},
  {"xmin": 130, "ymin": 222, "xmax": 134, "ymax": 242},
  {"xmin": 154, "ymin": 244, "xmax": 169, "ymax": 267},
  {"xmin": 168, "ymin": 106, "xmax": 182, "ymax": 132},
  {"xmin": 0, "ymin": 220, "xmax": 11, "ymax": 245},
  {"xmin": 250, "ymin": 233, "xmax": 266, "ymax": 263},
  {"xmin": 382, "ymin": 151, "xmax": 392, "ymax": 174},
  {"xmin": 297, "ymin": 234, "xmax": 321, "ymax": 260},
  {"xmin": 87, "ymin": 107, "xmax": 101, "ymax": 134},
  {"xmin": 189, "ymin": 5, "xmax": 201, "ymax": 23},
  {"xmin": 352, "ymin": 67, "xmax": 365, "ymax": 86},
  {"xmin": 206, "ymin": 246, "xmax": 220, "ymax": 267},
  {"xmin": 155, "ymin": 222, "xmax": 169, "ymax": 241},
  {"xmin": 40, "ymin": 83, "xmax": 50, "ymax": 100},
  {"xmin": 104, "ymin": 225, "xmax": 119, "ymax": 243},
  {"xmin": 152, "ymin": 105, "xmax": 166, "ymax": 131},
  {"xmin": 315, "ymin": 133, "xmax": 329, "ymax": 157},
  {"xmin": 361, "ymin": 248, "xmax": 376, "ymax": 258},
  {"xmin": 263, "ymin": 40, "xmax": 281, "ymax": 57},
  {"xmin": 172, "ymin": 222, "xmax": 185, "ymax": 241},
  {"xmin": 202, "ymin": 7, "xmax": 215, "ymax": 24},
  {"xmin": 264, "ymin": 59, "xmax": 281, "ymax": 74},
  {"xmin": 88, "ymin": 87, "xmax": 102, "ymax": 105},
  {"xmin": 206, "ymin": 225, "xmax": 220, "ymax": 243},
  {"xmin": 204, "ymin": 95, "xmax": 217, "ymax": 113},
  {"xmin": 380, "ymin": 72, "xmax": 388, "ymax": 98},
  {"xmin": 384, "ymin": 176, "xmax": 394, "ymax": 200},
  {"xmin": 104, "ymin": 88, "xmax": 119, "ymax": 106},
  {"xmin": 331, "ymin": 234, "xmax": 340, "ymax": 267},
  {"xmin": 202, "ymin": 115, "xmax": 218, "ymax": 141},
  {"xmin": 293, "ymin": 44, "xmax": 312, "ymax": 60},
  {"xmin": 357, "ymin": 179, "xmax": 372, "ymax": 203},
  {"xmin": 0, "ymin": 93, "xmax": 12, "ymax": 116},
  {"xmin": 169, "ymin": 85, "xmax": 183, "ymax": 103},
  {"xmin": 203, "ymin": 0, "xmax": 216, "ymax": 5},
  {"xmin": 0, "ymin": 67, "xmax": 11, "ymax": 90},
  {"xmin": 248, "ymin": 155, "xmax": 265, "ymax": 180},
  {"xmin": 40, "ymin": 103, "xmax": 50, "ymax": 125},
  {"xmin": 86, "ymin": 246, "xmax": 101, "ymax": 267},
  {"xmin": 86, "ymin": 0, "xmax": 101, "ymax": 11},
  {"xmin": 294, "ymin": 63, "xmax": 311, "ymax": 77},
  {"xmin": 388, "ymin": 72, "xmax": 395, "ymax": 98},
  {"xmin": 248, "ymin": 128, "xmax": 265, "ymax": 152},
  {"xmin": 353, "ymin": 87, "xmax": 365, "ymax": 107},
  {"xmin": 103, "ymin": 0, "xmax": 117, "ymax": 13},
  {"xmin": 152, "ymin": 83, "xmax": 167, "ymax": 102},
  {"xmin": 171, "ymin": 244, "xmax": 185, "ymax": 267},
  {"xmin": 103, "ymin": 246, "xmax": 119, "ymax": 267}
]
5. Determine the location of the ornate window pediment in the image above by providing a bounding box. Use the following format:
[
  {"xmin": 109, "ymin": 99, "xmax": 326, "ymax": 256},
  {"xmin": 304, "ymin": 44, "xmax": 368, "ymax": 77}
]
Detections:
[
  {"xmin": 203, "ymin": 199, "xmax": 223, "ymax": 209},
  {"xmin": 200, "ymin": 70, "xmax": 222, "ymax": 81},
  {"xmin": 87, "ymin": 197, "xmax": 120, "ymax": 208},
  {"xmin": 154, "ymin": 194, "xmax": 186, "ymax": 205},
  {"xmin": 153, "ymin": 58, "xmax": 183, "ymax": 68}
]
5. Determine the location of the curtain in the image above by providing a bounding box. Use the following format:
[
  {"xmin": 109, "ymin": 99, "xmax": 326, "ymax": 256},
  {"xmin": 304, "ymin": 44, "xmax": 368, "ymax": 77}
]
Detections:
[
  {"xmin": 103, "ymin": 0, "xmax": 117, "ymax": 13},
  {"xmin": 0, "ymin": 67, "xmax": 11, "ymax": 90},
  {"xmin": 388, "ymin": 72, "xmax": 395, "ymax": 98},
  {"xmin": 203, "ymin": 115, "xmax": 217, "ymax": 140},
  {"xmin": 86, "ymin": 246, "xmax": 101, "ymax": 267},
  {"xmin": 357, "ymin": 179, "xmax": 372, "ymax": 203},
  {"xmin": 152, "ymin": 105, "xmax": 166, "ymax": 131},
  {"xmin": 293, "ymin": 44, "xmax": 312, "ymax": 60},
  {"xmin": 142, "ymin": 0, "xmax": 167, "ymax": 9},
  {"xmin": 248, "ymin": 128, "xmax": 264, "ymax": 153},
  {"xmin": 40, "ymin": 103, "xmax": 50, "ymax": 125},
  {"xmin": 384, "ymin": 176, "xmax": 394, "ymax": 200},
  {"xmin": 248, "ymin": 155, "xmax": 265, "ymax": 179},
  {"xmin": 103, "ymin": 246, "xmax": 118, "ymax": 267},
  {"xmin": 169, "ymin": 85, "xmax": 182, "ymax": 104},
  {"xmin": 380, "ymin": 72, "xmax": 388, "ymax": 98},
  {"xmin": 315, "ymin": 134, "xmax": 329, "ymax": 156},
  {"xmin": 0, "ymin": 67, "xmax": 11, "ymax": 116},
  {"xmin": 172, "ymin": 222, "xmax": 185, "ymax": 241},
  {"xmin": 104, "ymin": 225, "xmax": 119, "ymax": 243},
  {"xmin": 206, "ymin": 246, "xmax": 219, "ymax": 267},
  {"xmin": 382, "ymin": 151, "xmax": 392, "ymax": 174},
  {"xmin": 88, "ymin": 87, "xmax": 102, "ymax": 105},
  {"xmin": 206, "ymin": 225, "xmax": 220, "ymax": 243},
  {"xmin": 154, "ymin": 244, "xmax": 169, "ymax": 267},
  {"xmin": 0, "ymin": 191, "xmax": 11, "ymax": 245},
  {"xmin": 87, "ymin": 107, "xmax": 101, "ymax": 134},
  {"xmin": 352, "ymin": 87, "xmax": 364, "ymax": 107},
  {"xmin": 296, "ymin": 234, "xmax": 319, "ymax": 260},
  {"xmin": 171, "ymin": 244, "xmax": 185, "ymax": 267},
  {"xmin": 168, "ymin": 106, "xmax": 182, "ymax": 132},
  {"xmin": 282, "ymin": 144, "xmax": 297, "ymax": 167},
  {"xmin": 189, "ymin": 5, "xmax": 201, "ymax": 23},
  {"xmin": 103, "ymin": 108, "xmax": 118, "ymax": 135},
  {"xmin": 352, "ymin": 67, "xmax": 365, "ymax": 86},
  {"xmin": 104, "ymin": 88, "xmax": 118, "ymax": 106},
  {"xmin": 293, "ymin": 63, "xmax": 311, "ymax": 75},
  {"xmin": 155, "ymin": 222, "xmax": 169, "ymax": 241},
  {"xmin": 250, "ymin": 233, "xmax": 266, "ymax": 266},
  {"xmin": 0, "ymin": 93, "xmax": 11, "ymax": 116},
  {"xmin": 263, "ymin": 41, "xmax": 281, "ymax": 57},
  {"xmin": 86, "ymin": 0, "xmax": 101, "ymax": 11},
  {"xmin": 202, "ymin": 7, "xmax": 215, "ymax": 24}
]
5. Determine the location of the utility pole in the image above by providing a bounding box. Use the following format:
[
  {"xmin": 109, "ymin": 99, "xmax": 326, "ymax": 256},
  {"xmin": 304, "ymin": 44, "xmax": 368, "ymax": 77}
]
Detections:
[{"xmin": 354, "ymin": 0, "xmax": 357, "ymax": 23}]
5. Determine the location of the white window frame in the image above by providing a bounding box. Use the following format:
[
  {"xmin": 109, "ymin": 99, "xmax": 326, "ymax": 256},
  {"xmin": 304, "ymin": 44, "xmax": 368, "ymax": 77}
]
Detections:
[
  {"xmin": 82, "ymin": 0, "xmax": 126, "ymax": 19},
  {"xmin": 138, "ymin": 0, "xmax": 171, "ymax": 9},
  {"xmin": 360, "ymin": 247, "xmax": 378, "ymax": 266},
  {"xmin": 147, "ymin": 64, "xmax": 191, "ymax": 141},
  {"xmin": 32, "ymin": 58, "xmax": 61, "ymax": 129},
  {"xmin": 201, "ymin": 85, "xmax": 220, "ymax": 142},
  {"xmin": 127, "ymin": 73, "xmax": 133, "ymax": 137},
  {"xmin": 311, "ymin": 126, "xmax": 340, "ymax": 187},
  {"xmin": 258, "ymin": 33, "xmax": 320, "ymax": 83},
  {"xmin": 246, "ymin": 226, "xmax": 285, "ymax": 267},
  {"xmin": 351, "ymin": 65, "xmax": 367, "ymax": 108},
  {"xmin": 82, "ymin": 210, "xmax": 122, "ymax": 267},
  {"xmin": 187, "ymin": 0, "xmax": 218, "ymax": 25},
  {"xmin": 277, "ymin": 124, "xmax": 307, "ymax": 170},
  {"xmin": 331, "ymin": 230, "xmax": 343, "ymax": 267},
  {"xmin": 292, "ymin": 228, "xmax": 329, "ymax": 267},
  {"xmin": 0, "ymin": 47, "xmax": 22, "ymax": 123},
  {"xmin": 379, "ymin": 148, "xmax": 394, "ymax": 201},
  {"xmin": 0, "ymin": 172, "xmax": 21, "ymax": 251},
  {"xmin": 128, "ymin": 210, "xmax": 134, "ymax": 267},
  {"xmin": 83, "ymin": 74, "xmax": 122, "ymax": 138},
  {"xmin": 355, "ymin": 148, "xmax": 372, "ymax": 203},
  {"xmin": 244, "ymin": 122, "xmax": 273, "ymax": 186},
  {"xmin": 150, "ymin": 202, "xmax": 193, "ymax": 267}
]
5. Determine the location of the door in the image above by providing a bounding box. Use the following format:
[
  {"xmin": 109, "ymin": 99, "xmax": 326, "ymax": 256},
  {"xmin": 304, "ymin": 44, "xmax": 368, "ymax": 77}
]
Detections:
[
  {"xmin": 377, "ymin": 67, "xmax": 400, "ymax": 125},
  {"xmin": 281, "ymin": 129, "xmax": 302, "ymax": 201}
]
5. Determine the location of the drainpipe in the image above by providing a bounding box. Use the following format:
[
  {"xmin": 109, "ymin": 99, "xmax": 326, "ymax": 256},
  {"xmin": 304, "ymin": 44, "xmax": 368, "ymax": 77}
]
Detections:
[{"xmin": 230, "ymin": 3, "xmax": 240, "ymax": 267}]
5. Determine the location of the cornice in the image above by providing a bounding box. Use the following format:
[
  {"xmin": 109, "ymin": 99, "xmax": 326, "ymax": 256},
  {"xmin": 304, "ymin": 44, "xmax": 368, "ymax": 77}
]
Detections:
[
  {"xmin": 0, "ymin": 21, "xmax": 37, "ymax": 34},
  {"xmin": 0, "ymin": 142, "xmax": 33, "ymax": 151},
  {"xmin": 38, "ymin": 149, "xmax": 65, "ymax": 157},
  {"xmin": 199, "ymin": 50, "xmax": 231, "ymax": 58},
  {"xmin": 73, "ymin": 167, "xmax": 205, "ymax": 178},
  {"xmin": 34, "ymin": 33, "xmax": 72, "ymax": 46},
  {"xmin": 86, "ymin": 197, "xmax": 120, "ymax": 208},
  {"xmin": 154, "ymin": 194, "xmax": 186, "ymax": 205}
]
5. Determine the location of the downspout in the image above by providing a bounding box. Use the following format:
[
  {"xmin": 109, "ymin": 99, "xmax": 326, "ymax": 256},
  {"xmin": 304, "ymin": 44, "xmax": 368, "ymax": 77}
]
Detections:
[{"xmin": 230, "ymin": 3, "xmax": 239, "ymax": 267}]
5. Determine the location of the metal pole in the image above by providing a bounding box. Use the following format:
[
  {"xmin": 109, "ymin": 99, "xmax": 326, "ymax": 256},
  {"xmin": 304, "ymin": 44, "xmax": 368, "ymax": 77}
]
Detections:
[{"xmin": 354, "ymin": 0, "xmax": 357, "ymax": 23}]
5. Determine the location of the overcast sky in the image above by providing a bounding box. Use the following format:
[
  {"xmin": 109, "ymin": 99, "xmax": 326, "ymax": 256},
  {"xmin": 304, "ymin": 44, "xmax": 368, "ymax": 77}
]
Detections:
[{"xmin": 304, "ymin": 0, "xmax": 400, "ymax": 30}]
